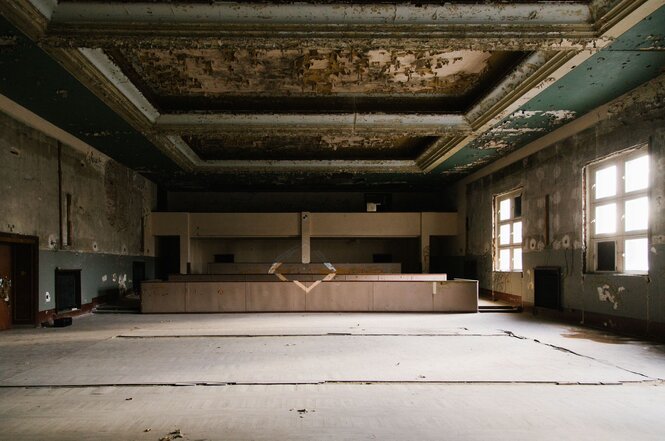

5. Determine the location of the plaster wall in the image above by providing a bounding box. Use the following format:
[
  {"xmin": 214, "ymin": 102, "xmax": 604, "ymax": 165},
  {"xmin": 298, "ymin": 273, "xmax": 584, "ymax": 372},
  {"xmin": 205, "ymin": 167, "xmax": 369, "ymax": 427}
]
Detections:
[
  {"xmin": 190, "ymin": 237, "xmax": 420, "ymax": 274},
  {"xmin": 190, "ymin": 238, "xmax": 301, "ymax": 274},
  {"xmin": 152, "ymin": 212, "xmax": 454, "ymax": 274},
  {"xmin": 463, "ymin": 75, "xmax": 665, "ymax": 327},
  {"xmin": 0, "ymin": 111, "xmax": 157, "ymax": 312}
]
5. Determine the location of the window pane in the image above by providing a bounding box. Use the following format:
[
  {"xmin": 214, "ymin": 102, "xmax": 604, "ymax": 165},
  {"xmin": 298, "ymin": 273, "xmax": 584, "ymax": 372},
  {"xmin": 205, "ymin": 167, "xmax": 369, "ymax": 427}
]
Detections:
[
  {"xmin": 513, "ymin": 247, "xmax": 522, "ymax": 271},
  {"xmin": 512, "ymin": 221, "xmax": 522, "ymax": 244},
  {"xmin": 499, "ymin": 249, "xmax": 511, "ymax": 271},
  {"xmin": 514, "ymin": 195, "xmax": 522, "ymax": 218},
  {"xmin": 625, "ymin": 155, "xmax": 649, "ymax": 192},
  {"xmin": 499, "ymin": 198, "xmax": 511, "ymax": 221},
  {"xmin": 597, "ymin": 241, "xmax": 615, "ymax": 271},
  {"xmin": 595, "ymin": 166, "xmax": 616, "ymax": 199},
  {"xmin": 595, "ymin": 203, "xmax": 616, "ymax": 234},
  {"xmin": 499, "ymin": 224, "xmax": 511, "ymax": 245},
  {"xmin": 625, "ymin": 238, "xmax": 648, "ymax": 272},
  {"xmin": 625, "ymin": 197, "xmax": 648, "ymax": 231}
]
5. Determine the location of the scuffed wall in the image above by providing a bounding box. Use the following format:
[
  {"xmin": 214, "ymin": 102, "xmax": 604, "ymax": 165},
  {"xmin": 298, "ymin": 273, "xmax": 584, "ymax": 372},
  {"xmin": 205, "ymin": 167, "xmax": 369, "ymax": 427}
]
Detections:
[
  {"xmin": 463, "ymin": 74, "xmax": 665, "ymax": 328},
  {"xmin": 0, "ymin": 111, "xmax": 157, "ymax": 311}
]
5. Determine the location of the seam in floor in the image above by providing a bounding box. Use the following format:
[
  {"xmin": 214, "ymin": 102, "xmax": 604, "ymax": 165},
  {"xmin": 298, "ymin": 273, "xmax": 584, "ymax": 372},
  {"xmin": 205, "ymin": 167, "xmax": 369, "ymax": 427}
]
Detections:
[
  {"xmin": 114, "ymin": 333, "xmax": 507, "ymax": 338},
  {"xmin": 1, "ymin": 380, "xmax": 662, "ymax": 389}
]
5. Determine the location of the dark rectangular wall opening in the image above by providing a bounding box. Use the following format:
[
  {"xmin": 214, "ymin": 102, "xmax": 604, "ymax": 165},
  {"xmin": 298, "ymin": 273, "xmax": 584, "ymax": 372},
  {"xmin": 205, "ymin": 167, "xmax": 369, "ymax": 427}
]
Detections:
[
  {"xmin": 55, "ymin": 269, "xmax": 81, "ymax": 312},
  {"xmin": 214, "ymin": 254, "xmax": 235, "ymax": 263},
  {"xmin": 372, "ymin": 253, "xmax": 392, "ymax": 263},
  {"xmin": 534, "ymin": 266, "xmax": 561, "ymax": 310},
  {"xmin": 155, "ymin": 236, "xmax": 180, "ymax": 280},
  {"xmin": 132, "ymin": 261, "xmax": 146, "ymax": 294}
]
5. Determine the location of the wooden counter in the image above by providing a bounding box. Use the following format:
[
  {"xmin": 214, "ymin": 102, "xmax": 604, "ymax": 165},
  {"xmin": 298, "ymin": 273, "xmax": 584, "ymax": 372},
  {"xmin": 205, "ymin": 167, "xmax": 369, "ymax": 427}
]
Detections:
[{"xmin": 142, "ymin": 275, "xmax": 477, "ymax": 313}]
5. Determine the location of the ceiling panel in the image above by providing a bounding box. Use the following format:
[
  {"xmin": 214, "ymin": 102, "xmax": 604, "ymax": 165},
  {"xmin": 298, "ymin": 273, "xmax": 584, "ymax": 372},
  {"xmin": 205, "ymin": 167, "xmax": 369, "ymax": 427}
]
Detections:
[{"xmin": 111, "ymin": 48, "xmax": 525, "ymax": 112}]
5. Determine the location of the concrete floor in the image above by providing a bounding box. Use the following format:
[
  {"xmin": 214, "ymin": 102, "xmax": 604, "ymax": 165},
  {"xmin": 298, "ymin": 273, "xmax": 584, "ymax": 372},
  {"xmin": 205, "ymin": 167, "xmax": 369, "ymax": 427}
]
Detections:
[{"xmin": 1, "ymin": 311, "xmax": 665, "ymax": 440}]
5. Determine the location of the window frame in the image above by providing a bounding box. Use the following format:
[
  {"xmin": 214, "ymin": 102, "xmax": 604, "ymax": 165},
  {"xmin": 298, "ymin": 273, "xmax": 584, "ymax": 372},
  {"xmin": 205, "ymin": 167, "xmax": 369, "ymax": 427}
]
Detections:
[
  {"xmin": 493, "ymin": 188, "xmax": 523, "ymax": 272},
  {"xmin": 585, "ymin": 144, "xmax": 650, "ymax": 275}
]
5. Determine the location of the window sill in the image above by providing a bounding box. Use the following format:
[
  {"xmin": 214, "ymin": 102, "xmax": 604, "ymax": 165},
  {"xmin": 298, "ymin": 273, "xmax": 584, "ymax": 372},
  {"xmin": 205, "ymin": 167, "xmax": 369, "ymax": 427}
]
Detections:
[{"xmin": 584, "ymin": 272, "xmax": 648, "ymax": 278}]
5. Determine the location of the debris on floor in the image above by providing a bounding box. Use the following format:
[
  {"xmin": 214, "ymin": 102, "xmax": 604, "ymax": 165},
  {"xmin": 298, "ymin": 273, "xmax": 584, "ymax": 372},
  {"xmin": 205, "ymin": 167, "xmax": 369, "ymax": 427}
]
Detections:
[
  {"xmin": 290, "ymin": 408, "xmax": 316, "ymax": 418},
  {"xmin": 41, "ymin": 316, "xmax": 73, "ymax": 328},
  {"xmin": 159, "ymin": 428, "xmax": 184, "ymax": 441}
]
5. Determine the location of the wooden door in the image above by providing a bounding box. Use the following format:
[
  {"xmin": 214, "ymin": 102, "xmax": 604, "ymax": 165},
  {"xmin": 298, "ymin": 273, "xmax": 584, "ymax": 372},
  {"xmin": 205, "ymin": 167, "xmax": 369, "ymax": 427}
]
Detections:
[{"xmin": 0, "ymin": 244, "xmax": 12, "ymax": 330}]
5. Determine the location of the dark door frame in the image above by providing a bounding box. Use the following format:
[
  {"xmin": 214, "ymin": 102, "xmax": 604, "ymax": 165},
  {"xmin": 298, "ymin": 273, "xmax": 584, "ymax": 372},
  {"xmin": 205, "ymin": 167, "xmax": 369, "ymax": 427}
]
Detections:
[
  {"xmin": 55, "ymin": 268, "xmax": 82, "ymax": 312},
  {"xmin": 0, "ymin": 232, "xmax": 39, "ymax": 326}
]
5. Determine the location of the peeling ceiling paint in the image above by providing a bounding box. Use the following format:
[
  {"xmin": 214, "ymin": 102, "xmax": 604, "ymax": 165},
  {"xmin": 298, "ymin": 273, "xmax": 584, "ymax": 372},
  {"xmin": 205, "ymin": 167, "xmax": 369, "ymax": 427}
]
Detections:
[
  {"xmin": 436, "ymin": 4, "xmax": 665, "ymax": 179},
  {"xmin": 115, "ymin": 48, "xmax": 509, "ymax": 98},
  {"xmin": 0, "ymin": 1, "xmax": 664, "ymax": 191}
]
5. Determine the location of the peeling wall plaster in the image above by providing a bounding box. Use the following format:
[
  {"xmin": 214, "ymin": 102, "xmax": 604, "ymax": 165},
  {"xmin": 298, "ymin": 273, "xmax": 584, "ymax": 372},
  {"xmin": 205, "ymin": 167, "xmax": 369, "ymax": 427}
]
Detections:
[
  {"xmin": 597, "ymin": 284, "xmax": 624, "ymax": 310},
  {"xmin": 0, "ymin": 111, "xmax": 156, "ymax": 311},
  {"xmin": 0, "ymin": 112, "xmax": 156, "ymax": 255},
  {"xmin": 462, "ymin": 73, "xmax": 665, "ymax": 324}
]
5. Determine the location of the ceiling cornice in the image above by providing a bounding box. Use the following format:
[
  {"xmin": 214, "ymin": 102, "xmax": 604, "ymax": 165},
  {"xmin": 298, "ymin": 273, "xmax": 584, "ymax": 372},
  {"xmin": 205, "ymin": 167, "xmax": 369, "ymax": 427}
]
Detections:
[
  {"xmin": 156, "ymin": 113, "xmax": 470, "ymax": 137},
  {"xmin": 164, "ymin": 134, "xmax": 421, "ymax": 173},
  {"xmin": 416, "ymin": 51, "xmax": 579, "ymax": 171},
  {"xmin": 40, "ymin": 2, "xmax": 598, "ymax": 50},
  {"xmin": 0, "ymin": 0, "xmax": 53, "ymax": 40},
  {"xmin": 49, "ymin": 2, "xmax": 591, "ymax": 26},
  {"xmin": 457, "ymin": 71, "xmax": 665, "ymax": 187}
]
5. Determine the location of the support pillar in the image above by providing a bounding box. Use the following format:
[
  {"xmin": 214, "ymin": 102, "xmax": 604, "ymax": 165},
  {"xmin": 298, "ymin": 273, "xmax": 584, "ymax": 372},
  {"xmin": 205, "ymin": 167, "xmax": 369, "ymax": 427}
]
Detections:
[{"xmin": 301, "ymin": 212, "xmax": 311, "ymax": 264}]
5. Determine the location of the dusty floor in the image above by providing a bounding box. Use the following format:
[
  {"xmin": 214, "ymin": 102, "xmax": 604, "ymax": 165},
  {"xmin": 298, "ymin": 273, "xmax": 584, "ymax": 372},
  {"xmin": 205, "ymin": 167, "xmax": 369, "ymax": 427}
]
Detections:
[{"xmin": 1, "ymin": 311, "xmax": 664, "ymax": 440}]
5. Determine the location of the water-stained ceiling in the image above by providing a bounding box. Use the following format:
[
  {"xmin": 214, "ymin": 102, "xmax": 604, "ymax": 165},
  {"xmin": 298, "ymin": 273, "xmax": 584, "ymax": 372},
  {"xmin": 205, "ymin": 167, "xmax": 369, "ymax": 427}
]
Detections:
[{"xmin": 1, "ymin": 0, "xmax": 665, "ymax": 190}]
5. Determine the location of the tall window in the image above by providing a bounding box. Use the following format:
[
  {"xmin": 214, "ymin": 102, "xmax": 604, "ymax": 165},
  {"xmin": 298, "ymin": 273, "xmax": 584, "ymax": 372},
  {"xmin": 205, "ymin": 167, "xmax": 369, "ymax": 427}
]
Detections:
[
  {"xmin": 495, "ymin": 189, "xmax": 523, "ymax": 272},
  {"xmin": 587, "ymin": 145, "xmax": 649, "ymax": 273}
]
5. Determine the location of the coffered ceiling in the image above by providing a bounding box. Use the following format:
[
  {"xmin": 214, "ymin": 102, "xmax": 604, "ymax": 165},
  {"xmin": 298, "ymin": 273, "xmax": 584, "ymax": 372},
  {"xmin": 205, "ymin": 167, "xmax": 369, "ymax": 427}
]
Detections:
[{"xmin": 1, "ymin": 0, "xmax": 664, "ymax": 190}]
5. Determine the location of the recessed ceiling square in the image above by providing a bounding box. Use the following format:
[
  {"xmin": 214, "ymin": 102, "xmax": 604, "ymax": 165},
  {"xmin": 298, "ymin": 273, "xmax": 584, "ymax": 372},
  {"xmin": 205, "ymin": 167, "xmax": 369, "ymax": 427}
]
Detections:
[
  {"xmin": 109, "ymin": 48, "xmax": 526, "ymax": 113},
  {"xmin": 184, "ymin": 134, "xmax": 438, "ymax": 161}
]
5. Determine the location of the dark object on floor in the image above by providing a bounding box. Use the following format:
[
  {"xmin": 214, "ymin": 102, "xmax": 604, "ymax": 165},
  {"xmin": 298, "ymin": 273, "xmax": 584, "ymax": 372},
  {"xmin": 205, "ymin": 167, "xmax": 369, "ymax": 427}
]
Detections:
[
  {"xmin": 53, "ymin": 317, "xmax": 72, "ymax": 327},
  {"xmin": 479, "ymin": 305, "xmax": 522, "ymax": 313}
]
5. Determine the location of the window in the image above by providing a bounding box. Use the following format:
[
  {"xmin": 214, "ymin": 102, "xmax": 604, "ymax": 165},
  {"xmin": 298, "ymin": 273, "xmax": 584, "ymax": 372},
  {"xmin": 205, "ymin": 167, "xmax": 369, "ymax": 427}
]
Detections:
[
  {"xmin": 586, "ymin": 145, "xmax": 649, "ymax": 273},
  {"xmin": 494, "ymin": 189, "xmax": 523, "ymax": 272}
]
